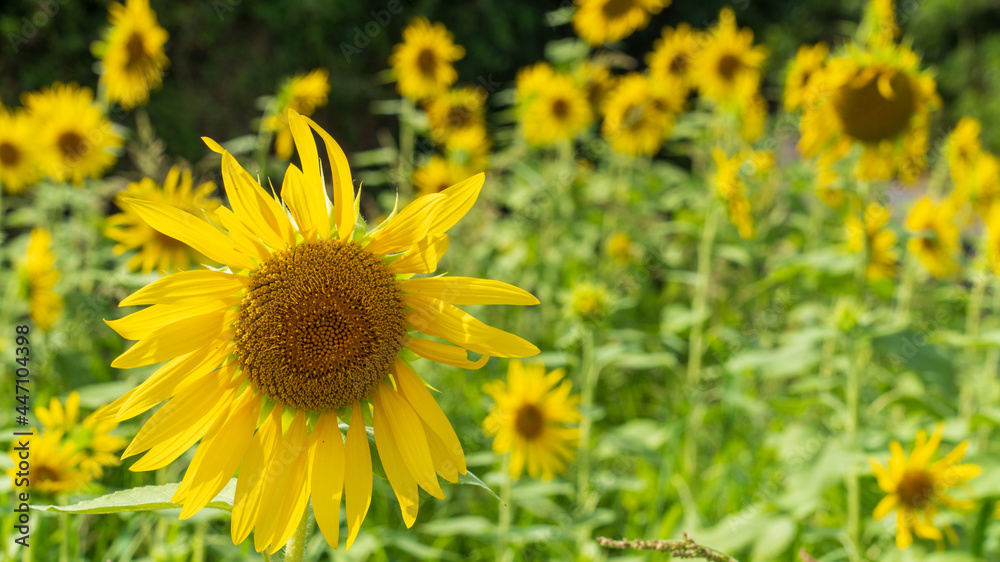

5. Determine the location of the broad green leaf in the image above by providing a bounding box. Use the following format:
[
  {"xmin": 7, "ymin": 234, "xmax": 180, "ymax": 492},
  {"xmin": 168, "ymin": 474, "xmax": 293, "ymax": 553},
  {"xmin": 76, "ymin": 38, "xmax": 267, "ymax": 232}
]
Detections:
[{"xmin": 35, "ymin": 480, "xmax": 236, "ymax": 514}]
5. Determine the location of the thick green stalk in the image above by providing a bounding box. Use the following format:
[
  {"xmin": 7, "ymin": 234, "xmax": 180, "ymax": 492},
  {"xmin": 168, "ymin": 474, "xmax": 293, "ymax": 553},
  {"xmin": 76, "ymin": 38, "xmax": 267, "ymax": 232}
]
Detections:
[
  {"xmin": 688, "ymin": 202, "xmax": 720, "ymax": 386},
  {"xmin": 497, "ymin": 454, "xmax": 513, "ymax": 562},
  {"xmin": 576, "ymin": 328, "xmax": 597, "ymax": 509},
  {"xmin": 845, "ymin": 340, "xmax": 867, "ymax": 562},
  {"xmin": 282, "ymin": 507, "xmax": 310, "ymax": 562}
]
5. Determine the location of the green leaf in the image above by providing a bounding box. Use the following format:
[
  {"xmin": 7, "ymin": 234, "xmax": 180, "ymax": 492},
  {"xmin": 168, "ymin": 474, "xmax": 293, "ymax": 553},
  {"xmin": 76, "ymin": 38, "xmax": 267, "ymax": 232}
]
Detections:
[{"xmin": 35, "ymin": 480, "xmax": 237, "ymax": 514}]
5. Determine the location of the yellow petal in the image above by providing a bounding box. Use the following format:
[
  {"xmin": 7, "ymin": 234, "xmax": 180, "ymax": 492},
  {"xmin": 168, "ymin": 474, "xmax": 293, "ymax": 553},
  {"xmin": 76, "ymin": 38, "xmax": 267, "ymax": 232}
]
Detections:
[
  {"xmin": 344, "ymin": 404, "xmax": 372, "ymax": 549},
  {"xmin": 106, "ymin": 299, "xmax": 238, "ymax": 341},
  {"xmin": 303, "ymin": 114, "xmax": 356, "ymax": 241},
  {"xmin": 310, "ymin": 412, "xmax": 345, "ymax": 548},
  {"xmin": 404, "ymin": 337, "xmax": 489, "ymax": 369},
  {"xmin": 387, "ymin": 234, "xmax": 449, "ymax": 274},
  {"xmin": 429, "ymin": 173, "xmax": 484, "ymax": 235},
  {"xmin": 111, "ymin": 310, "xmax": 237, "ymax": 369},
  {"xmin": 373, "ymin": 390, "xmax": 420, "ymax": 527},
  {"xmin": 366, "ymin": 194, "xmax": 444, "ymax": 255},
  {"xmin": 873, "ymin": 493, "xmax": 898, "ymax": 520},
  {"xmin": 125, "ymin": 365, "xmax": 239, "ymax": 469},
  {"xmin": 376, "ymin": 381, "xmax": 444, "ymax": 499},
  {"xmin": 118, "ymin": 341, "xmax": 232, "ymax": 420},
  {"xmin": 120, "ymin": 270, "xmax": 248, "ymax": 307},
  {"xmin": 286, "ymin": 112, "xmax": 330, "ymax": 240},
  {"xmin": 232, "ymin": 408, "xmax": 282, "ymax": 544},
  {"xmin": 256, "ymin": 411, "xmax": 310, "ymax": 554},
  {"xmin": 394, "ymin": 359, "xmax": 466, "ymax": 476},
  {"xmin": 220, "ymin": 151, "xmax": 293, "ymax": 250},
  {"xmin": 213, "ymin": 206, "xmax": 271, "ymax": 262},
  {"xmin": 173, "ymin": 390, "xmax": 260, "ymax": 519},
  {"xmin": 403, "ymin": 295, "xmax": 539, "ymax": 358},
  {"xmin": 398, "ymin": 277, "xmax": 539, "ymax": 306},
  {"xmin": 121, "ymin": 198, "xmax": 255, "ymax": 271}
]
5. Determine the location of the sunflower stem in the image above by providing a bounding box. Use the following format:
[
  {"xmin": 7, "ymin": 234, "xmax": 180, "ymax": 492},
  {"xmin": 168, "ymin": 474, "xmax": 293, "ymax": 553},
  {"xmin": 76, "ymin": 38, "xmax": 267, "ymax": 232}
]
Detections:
[
  {"xmin": 282, "ymin": 506, "xmax": 311, "ymax": 562},
  {"xmin": 58, "ymin": 495, "xmax": 69, "ymax": 562},
  {"xmin": 845, "ymin": 338, "xmax": 866, "ymax": 562},
  {"xmin": 398, "ymin": 96, "xmax": 415, "ymax": 196},
  {"xmin": 576, "ymin": 327, "xmax": 597, "ymax": 509},
  {"xmin": 970, "ymin": 498, "xmax": 996, "ymax": 557},
  {"xmin": 192, "ymin": 520, "xmax": 207, "ymax": 562},
  {"xmin": 497, "ymin": 454, "xmax": 514, "ymax": 562},
  {"xmin": 688, "ymin": 200, "xmax": 719, "ymax": 387}
]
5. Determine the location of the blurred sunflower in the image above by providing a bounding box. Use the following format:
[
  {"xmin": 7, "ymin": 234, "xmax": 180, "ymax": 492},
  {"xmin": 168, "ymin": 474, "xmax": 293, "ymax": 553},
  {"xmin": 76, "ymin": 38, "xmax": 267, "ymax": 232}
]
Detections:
[
  {"xmin": 601, "ymin": 73, "xmax": 680, "ymax": 157},
  {"xmin": 572, "ymin": 0, "xmax": 670, "ymax": 46},
  {"xmin": 945, "ymin": 117, "xmax": 1000, "ymax": 217},
  {"xmin": 521, "ymin": 73, "xmax": 593, "ymax": 146},
  {"xmin": 412, "ymin": 155, "xmax": 467, "ymax": 196},
  {"xmin": 390, "ymin": 18, "xmax": 465, "ymax": 101},
  {"xmin": 647, "ymin": 23, "xmax": 700, "ymax": 94},
  {"xmin": 870, "ymin": 424, "xmax": 981, "ymax": 549},
  {"xmin": 96, "ymin": 0, "xmax": 169, "ymax": 109},
  {"xmin": 8, "ymin": 393, "xmax": 127, "ymax": 494},
  {"xmin": 266, "ymin": 69, "xmax": 330, "ymax": 160},
  {"xmin": 7, "ymin": 432, "xmax": 91, "ymax": 494},
  {"xmin": 0, "ymin": 107, "xmax": 41, "ymax": 194},
  {"xmin": 37, "ymin": 392, "xmax": 128, "ymax": 479},
  {"xmin": 570, "ymin": 282, "xmax": 612, "ymax": 322},
  {"xmin": 905, "ymin": 197, "xmax": 958, "ymax": 279},
  {"xmin": 846, "ymin": 202, "xmax": 899, "ymax": 281},
  {"xmin": 606, "ymin": 232, "xmax": 635, "ymax": 264},
  {"xmin": 22, "ymin": 229, "xmax": 62, "ymax": 331},
  {"xmin": 784, "ymin": 43, "xmax": 829, "ymax": 112},
  {"xmin": 712, "ymin": 148, "xmax": 762, "ymax": 239},
  {"xmin": 574, "ymin": 60, "xmax": 616, "ymax": 115},
  {"xmin": 865, "ymin": 0, "xmax": 899, "ymax": 48},
  {"xmin": 798, "ymin": 43, "xmax": 939, "ymax": 184},
  {"xmin": 691, "ymin": 8, "xmax": 768, "ymax": 106},
  {"xmin": 425, "ymin": 86, "xmax": 485, "ymax": 149},
  {"xmin": 105, "ymin": 166, "xmax": 222, "ymax": 274},
  {"xmin": 483, "ymin": 361, "xmax": 580, "ymax": 481},
  {"xmin": 102, "ymin": 110, "xmax": 539, "ymax": 553},
  {"xmin": 23, "ymin": 83, "xmax": 123, "ymax": 184}
]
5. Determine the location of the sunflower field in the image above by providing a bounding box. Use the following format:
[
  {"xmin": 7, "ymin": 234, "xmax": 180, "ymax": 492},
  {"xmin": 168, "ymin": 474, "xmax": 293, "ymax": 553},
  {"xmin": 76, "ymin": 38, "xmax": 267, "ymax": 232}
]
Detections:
[{"xmin": 3, "ymin": 0, "xmax": 1000, "ymax": 560}]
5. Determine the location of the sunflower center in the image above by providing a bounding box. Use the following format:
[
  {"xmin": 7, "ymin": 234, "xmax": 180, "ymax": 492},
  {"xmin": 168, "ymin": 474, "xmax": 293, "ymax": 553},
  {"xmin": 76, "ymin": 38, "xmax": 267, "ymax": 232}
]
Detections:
[
  {"xmin": 897, "ymin": 469, "xmax": 935, "ymax": 508},
  {"xmin": 551, "ymin": 97, "xmax": 570, "ymax": 120},
  {"xmin": 670, "ymin": 54, "xmax": 688, "ymax": 74},
  {"xmin": 417, "ymin": 48, "xmax": 438, "ymax": 77},
  {"xmin": 515, "ymin": 403, "xmax": 545, "ymax": 439},
  {"xmin": 717, "ymin": 54, "xmax": 743, "ymax": 82},
  {"xmin": 446, "ymin": 105, "xmax": 472, "ymax": 129},
  {"xmin": 35, "ymin": 465, "xmax": 61, "ymax": 484},
  {"xmin": 125, "ymin": 32, "xmax": 147, "ymax": 70},
  {"xmin": 234, "ymin": 239, "xmax": 406, "ymax": 412},
  {"xmin": 57, "ymin": 131, "xmax": 86, "ymax": 160},
  {"xmin": 0, "ymin": 142, "xmax": 21, "ymax": 166},
  {"xmin": 601, "ymin": 0, "xmax": 635, "ymax": 19},
  {"xmin": 833, "ymin": 68, "xmax": 915, "ymax": 144}
]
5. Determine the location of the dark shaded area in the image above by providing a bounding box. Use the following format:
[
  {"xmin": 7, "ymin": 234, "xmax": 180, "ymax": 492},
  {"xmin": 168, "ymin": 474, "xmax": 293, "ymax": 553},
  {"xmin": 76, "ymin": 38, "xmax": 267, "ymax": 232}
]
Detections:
[{"xmin": 2, "ymin": 0, "xmax": 999, "ymax": 165}]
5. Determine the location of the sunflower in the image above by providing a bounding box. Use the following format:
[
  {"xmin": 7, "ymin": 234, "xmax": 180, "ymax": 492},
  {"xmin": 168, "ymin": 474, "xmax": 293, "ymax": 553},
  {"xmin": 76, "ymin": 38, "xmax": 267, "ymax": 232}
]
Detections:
[
  {"xmin": 601, "ymin": 73, "xmax": 681, "ymax": 157},
  {"xmin": 798, "ymin": 43, "xmax": 939, "ymax": 184},
  {"xmin": 690, "ymin": 8, "xmax": 768, "ymax": 106},
  {"xmin": 905, "ymin": 197, "xmax": 959, "ymax": 279},
  {"xmin": 7, "ymin": 431, "xmax": 91, "ymax": 495},
  {"xmin": 36, "ymin": 392, "xmax": 128, "ymax": 479},
  {"xmin": 105, "ymin": 166, "xmax": 222, "ymax": 273},
  {"xmin": 390, "ymin": 18, "xmax": 465, "ymax": 101},
  {"xmin": 945, "ymin": 117, "xmax": 1000, "ymax": 216},
  {"xmin": 23, "ymin": 229, "xmax": 62, "ymax": 331},
  {"xmin": 266, "ymin": 69, "xmax": 330, "ymax": 160},
  {"xmin": 712, "ymin": 148, "xmax": 764, "ymax": 240},
  {"xmin": 424, "ymin": 86, "xmax": 486, "ymax": 149},
  {"xmin": 96, "ymin": 0, "xmax": 169, "ymax": 109},
  {"xmin": 574, "ymin": 60, "xmax": 616, "ymax": 115},
  {"xmin": 483, "ymin": 361, "xmax": 580, "ymax": 481},
  {"xmin": 412, "ymin": 155, "xmax": 468, "ymax": 197},
  {"xmin": 102, "ymin": 110, "xmax": 539, "ymax": 553},
  {"xmin": 23, "ymin": 83, "xmax": 123, "ymax": 184},
  {"xmin": 0, "ymin": 107, "xmax": 42, "ymax": 194},
  {"xmin": 570, "ymin": 282, "xmax": 612, "ymax": 322},
  {"xmin": 646, "ymin": 23, "xmax": 701, "ymax": 94},
  {"xmin": 870, "ymin": 424, "xmax": 981, "ymax": 549},
  {"xmin": 605, "ymin": 232, "xmax": 635, "ymax": 264},
  {"xmin": 520, "ymin": 73, "xmax": 593, "ymax": 146},
  {"xmin": 846, "ymin": 202, "xmax": 899, "ymax": 281},
  {"xmin": 572, "ymin": 0, "xmax": 670, "ymax": 46},
  {"xmin": 865, "ymin": 0, "xmax": 899, "ymax": 48},
  {"xmin": 784, "ymin": 43, "xmax": 829, "ymax": 112}
]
